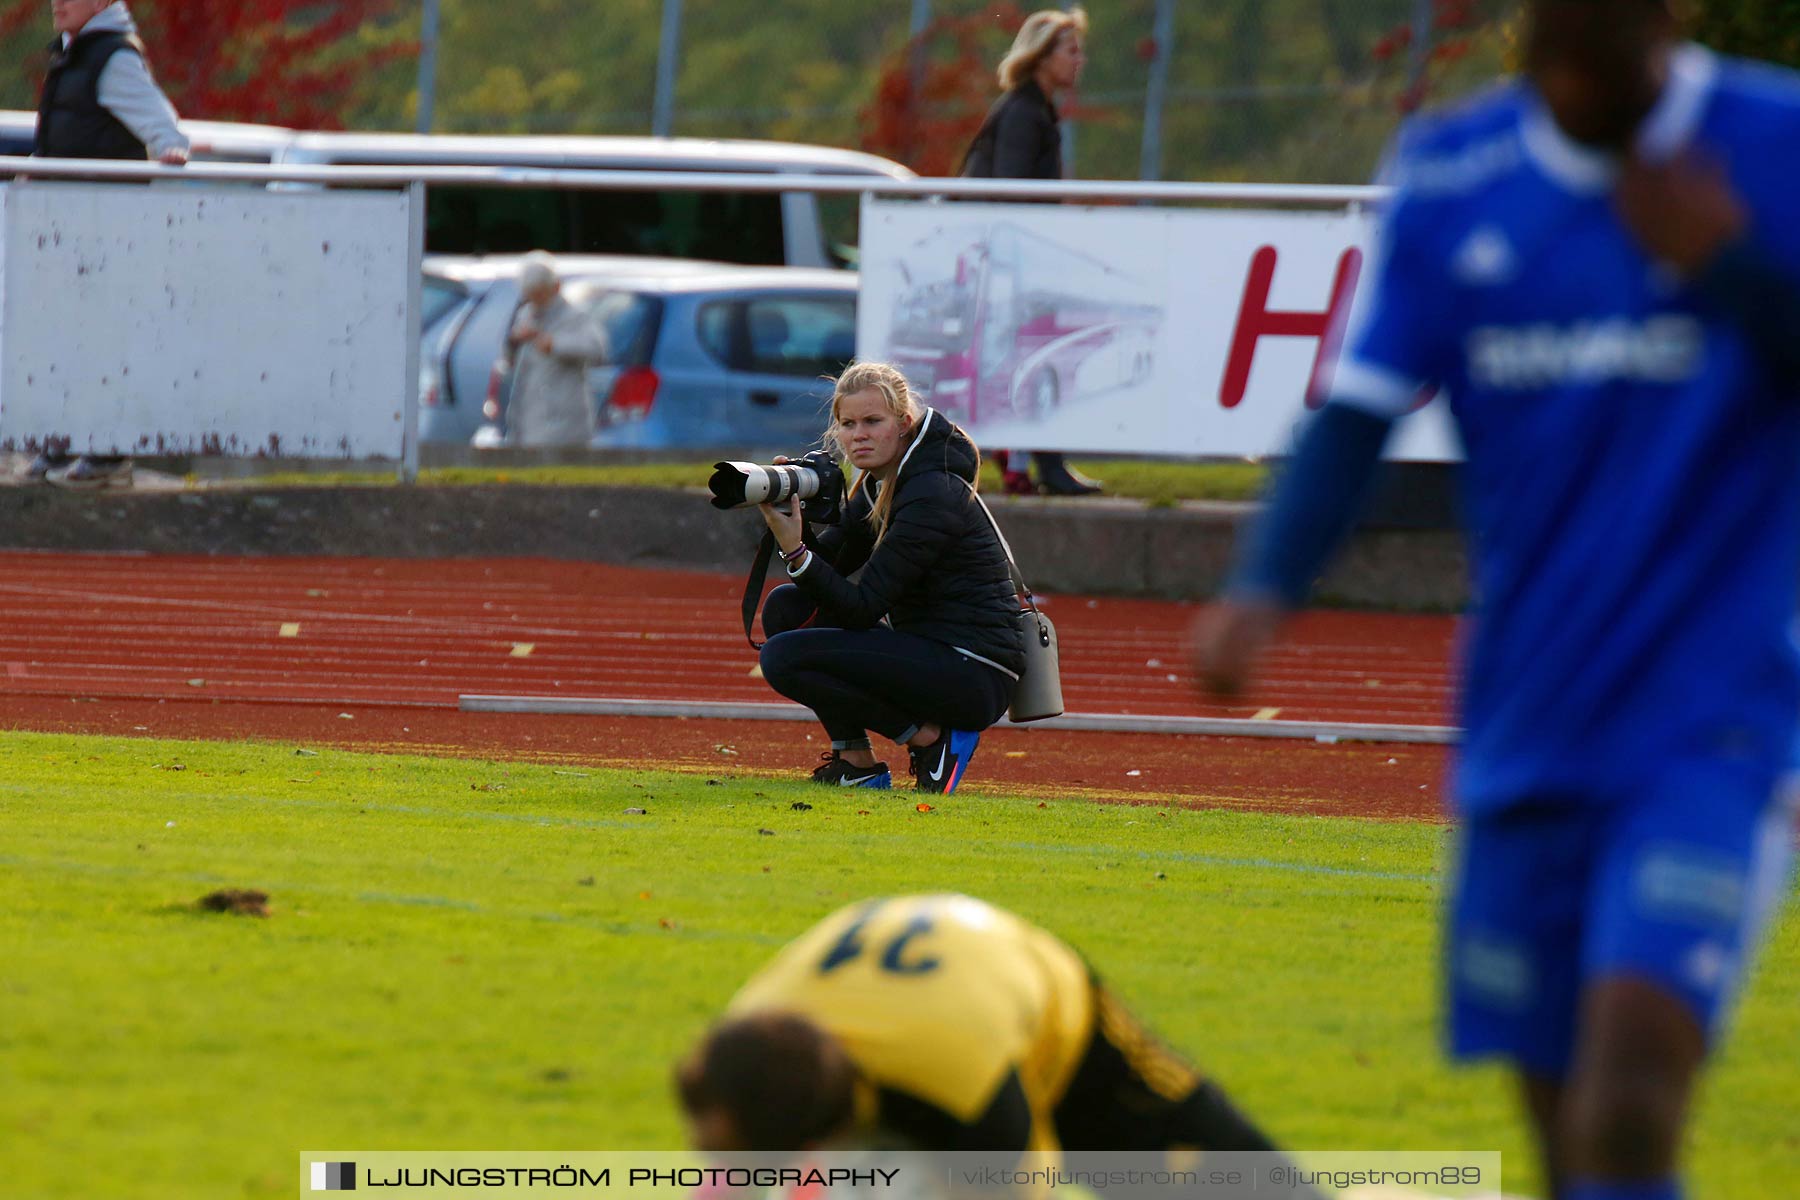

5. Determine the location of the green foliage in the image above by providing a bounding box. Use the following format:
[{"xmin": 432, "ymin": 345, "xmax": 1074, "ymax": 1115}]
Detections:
[
  {"xmin": 202, "ymin": 460, "xmax": 1270, "ymax": 504},
  {"xmin": 1082, "ymin": 0, "xmax": 1406, "ymax": 183},
  {"xmin": 0, "ymin": 0, "xmax": 1536, "ymax": 185},
  {"xmin": 2, "ymin": 730, "xmax": 1797, "ymax": 1197},
  {"xmin": 354, "ymin": 0, "xmax": 1518, "ymax": 184},
  {"xmin": 1693, "ymin": 0, "xmax": 1800, "ymax": 67},
  {"xmin": 21, "ymin": 0, "xmax": 1800, "ymax": 183},
  {"xmin": 388, "ymin": 0, "xmax": 916, "ymax": 142},
  {"xmin": 979, "ymin": 459, "xmax": 1270, "ymax": 505}
]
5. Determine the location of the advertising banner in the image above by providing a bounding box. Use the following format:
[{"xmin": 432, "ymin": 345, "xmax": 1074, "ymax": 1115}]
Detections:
[
  {"xmin": 0, "ymin": 181, "xmax": 413, "ymax": 459},
  {"xmin": 856, "ymin": 198, "xmax": 1457, "ymax": 462}
]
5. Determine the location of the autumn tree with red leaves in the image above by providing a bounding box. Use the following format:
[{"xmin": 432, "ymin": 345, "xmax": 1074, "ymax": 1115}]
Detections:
[
  {"xmin": 859, "ymin": 6, "xmax": 1026, "ymax": 177},
  {"xmin": 1372, "ymin": 0, "xmax": 1485, "ymax": 114},
  {"xmin": 0, "ymin": 0, "xmax": 414, "ymax": 129}
]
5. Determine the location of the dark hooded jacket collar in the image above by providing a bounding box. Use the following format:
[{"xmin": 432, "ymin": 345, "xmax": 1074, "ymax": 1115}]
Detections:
[{"xmin": 890, "ymin": 408, "xmax": 979, "ymax": 490}]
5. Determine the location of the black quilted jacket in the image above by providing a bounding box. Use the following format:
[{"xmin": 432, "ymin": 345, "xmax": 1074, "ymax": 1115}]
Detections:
[
  {"xmin": 794, "ymin": 410, "xmax": 1027, "ymax": 677},
  {"xmin": 959, "ymin": 79, "xmax": 1062, "ymax": 182}
]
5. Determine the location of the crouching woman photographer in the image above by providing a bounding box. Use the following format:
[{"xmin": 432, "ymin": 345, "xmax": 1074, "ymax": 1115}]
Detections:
[{"xmin": 757, "ymin": 362, "xmax": 1023, "ymax": 794}]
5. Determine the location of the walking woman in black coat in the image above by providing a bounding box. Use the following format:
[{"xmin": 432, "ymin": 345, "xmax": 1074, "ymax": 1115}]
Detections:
[
  {"xmin": 756, "ymin": 362, "xmax": 1024, "ymax": 796},
  {"xmin": 959, "ymin": 6, "xmax": 1103, "ymax": 498}
]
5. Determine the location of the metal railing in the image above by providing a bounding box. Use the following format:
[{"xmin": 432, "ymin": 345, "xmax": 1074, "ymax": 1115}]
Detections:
[
  {"xmin": 0, "ymin": 156, "xmax": 1389, "ymax": 208},
  {"xmin": 0, "ymin": 158, "xmax": 1390, "ymax": 481}
]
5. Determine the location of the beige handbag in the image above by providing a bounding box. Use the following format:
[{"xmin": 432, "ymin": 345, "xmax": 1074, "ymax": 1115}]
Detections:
[{"xmin": 969, "ymin": 486, "xmax": 1064, "ymax": 723}]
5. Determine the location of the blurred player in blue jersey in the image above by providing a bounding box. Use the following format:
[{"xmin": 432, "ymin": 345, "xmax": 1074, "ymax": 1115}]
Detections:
[{"xmin": 1195, "ymin": 3, "xmax": 1800, "ymax": 1198}]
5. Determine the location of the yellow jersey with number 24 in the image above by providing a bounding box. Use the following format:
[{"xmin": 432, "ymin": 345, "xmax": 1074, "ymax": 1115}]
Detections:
[{"xmin": 728, "ymin": 894, "xmax": 1095, "ymax": 1148}]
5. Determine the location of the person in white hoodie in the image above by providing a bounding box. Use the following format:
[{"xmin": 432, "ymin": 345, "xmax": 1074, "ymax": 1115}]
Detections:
[
  {"xmin": 28, "ymin": 0, "xmax": 190, "ymax": 489},
  {"xmin": 503, "ymin": 252, "xmax": 610, "ymax": 448}
]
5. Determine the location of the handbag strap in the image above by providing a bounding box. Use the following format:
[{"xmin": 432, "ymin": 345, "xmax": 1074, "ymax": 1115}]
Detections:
[{"xmin": 964, "ymin": 480, "xmax": 1043, "ymax": 619}]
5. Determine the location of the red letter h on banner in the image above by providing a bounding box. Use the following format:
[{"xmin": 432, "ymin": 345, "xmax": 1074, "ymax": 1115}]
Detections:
[{"xmin": 1220, "ymin": 246, "xmax": 1363, "ymax": 409}]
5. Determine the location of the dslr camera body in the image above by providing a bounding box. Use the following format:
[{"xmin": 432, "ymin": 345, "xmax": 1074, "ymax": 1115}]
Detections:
[{"xmin": 708, "ymin": 449, "xmax": 848, "ymax": 526}]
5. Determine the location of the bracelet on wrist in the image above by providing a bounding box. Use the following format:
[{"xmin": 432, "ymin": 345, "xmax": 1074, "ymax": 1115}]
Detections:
[{"xmin": 781, "ymin": 544, "xmax": 808, "ymax": 564}]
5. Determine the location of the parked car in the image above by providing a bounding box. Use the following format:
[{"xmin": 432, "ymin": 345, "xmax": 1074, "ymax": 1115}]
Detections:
[
  {"xmin": 0, "ymin": 110, "xmax": 293, "ymax": 161},
  {"xmin": 416, "ymin": 262, "xmax": 502, "ymax": 443},
  {"xmin": 419, "ymin": 254, "xmax": 714, "ymax": 446},
  {"xmin": 418, "ymin": 255, "xmax": 858, "ymax": 449},
  {"xmin": 278, "ymin": 132, "xmax": 911, "ymax": 269}
]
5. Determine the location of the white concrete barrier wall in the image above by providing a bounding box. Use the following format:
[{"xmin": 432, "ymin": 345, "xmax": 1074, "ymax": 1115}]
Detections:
[
  {"xmin": 0, "ymin": 181, "xmax": 413, "ymax": 458},
  {"xmin": 858, "ymin": 197, "xmax": 1458, "ymax": 462}
]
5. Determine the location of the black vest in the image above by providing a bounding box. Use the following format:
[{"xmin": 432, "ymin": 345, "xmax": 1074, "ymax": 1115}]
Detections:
[{"xmin": 35, "ymin": 29, "xmax": 151, "ymax": 161}]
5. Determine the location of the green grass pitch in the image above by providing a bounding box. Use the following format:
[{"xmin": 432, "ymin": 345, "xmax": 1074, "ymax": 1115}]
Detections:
[{"xmin": 2, "ymin": 731, "xmax": 1794, "ymax": 1198}]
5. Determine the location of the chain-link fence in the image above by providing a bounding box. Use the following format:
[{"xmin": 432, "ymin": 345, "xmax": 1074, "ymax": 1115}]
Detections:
[
  {"xmin": 0, "ymin": 0, "xmax": 1522, "ymax": 186},
  {"xmin": 387, "ymin": 0, "xmax": 1521, "ymax": 186}
]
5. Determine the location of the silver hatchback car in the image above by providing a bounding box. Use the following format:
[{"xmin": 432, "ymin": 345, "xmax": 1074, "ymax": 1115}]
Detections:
[{"xmin": 419, "ymin": 255, "xmax": 857, "ymax": 450}]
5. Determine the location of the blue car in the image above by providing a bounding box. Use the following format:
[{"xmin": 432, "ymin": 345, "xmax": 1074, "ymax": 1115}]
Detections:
[{"xmin": 419, "ymin": 255, "xmax": 857, "ymax": 450}]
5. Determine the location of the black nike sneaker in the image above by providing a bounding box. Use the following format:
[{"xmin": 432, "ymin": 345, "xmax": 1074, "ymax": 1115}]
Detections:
[
  {"xmin": 810, "ymin": 752, "xmax": 892, "ymax": 789},
  {"xmin": 908, "ymin": 730, "xmax": 981, "ymax": 794}
]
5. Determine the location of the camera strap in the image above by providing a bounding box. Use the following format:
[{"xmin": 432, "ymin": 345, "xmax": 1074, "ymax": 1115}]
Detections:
[{"xmin": 740, "ymin": 529, "xmax": 779, "ymax": 650}]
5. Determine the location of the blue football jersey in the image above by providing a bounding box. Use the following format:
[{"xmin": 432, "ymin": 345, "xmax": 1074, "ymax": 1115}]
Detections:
[{"xmin": 1332, "ymin": 46, "xmax": 1800, "ymax": 813}]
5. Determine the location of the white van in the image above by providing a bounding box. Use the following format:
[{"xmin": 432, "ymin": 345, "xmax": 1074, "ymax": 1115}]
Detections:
[
  {"xmin": 275, "ymin": 132, "xmax": 913, "ymax": 269},
  {"xmin": 0, "ymin": 109, "xmax": 294, "ymax": 162}
]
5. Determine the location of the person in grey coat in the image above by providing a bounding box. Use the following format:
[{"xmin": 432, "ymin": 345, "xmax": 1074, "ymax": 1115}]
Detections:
[{"xmin": 504, "ymin": 252, "xmax": 610, "ymax": 448}]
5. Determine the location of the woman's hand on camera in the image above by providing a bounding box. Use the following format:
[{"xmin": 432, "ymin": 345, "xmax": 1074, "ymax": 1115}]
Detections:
[{"xmin": 759, "ymin": 493, "xmax": 805, "ymax": 554}]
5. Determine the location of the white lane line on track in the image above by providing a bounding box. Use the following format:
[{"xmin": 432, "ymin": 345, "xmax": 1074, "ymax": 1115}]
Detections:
[
  {"xmin": 457, "ymin": 695, "xmax": 1463, "ymax": 745},
  {"xmin": 0, "ymin": 652, "xmax": 1450, "ymax": 702},
  {"xmin": 0, "ymin": 581, "xmax": 588, "ymax": 641}
]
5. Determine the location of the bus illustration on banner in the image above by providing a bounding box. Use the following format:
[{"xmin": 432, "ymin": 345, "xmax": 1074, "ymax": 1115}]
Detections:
[{"xmin": 886, "ymin": 222, "xmax": 1162, "ymax": 426}]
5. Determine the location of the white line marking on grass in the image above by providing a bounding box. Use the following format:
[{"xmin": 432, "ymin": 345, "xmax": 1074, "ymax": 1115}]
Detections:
[{"xmin": 990, "ymin": 841, "xmax": 1441, "ymax": 884}]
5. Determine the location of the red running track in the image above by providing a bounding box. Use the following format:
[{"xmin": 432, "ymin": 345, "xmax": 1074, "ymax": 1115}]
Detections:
[{"xmin": 0, "ymin": 552, "xmax": 1459, "ymax": 724}]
